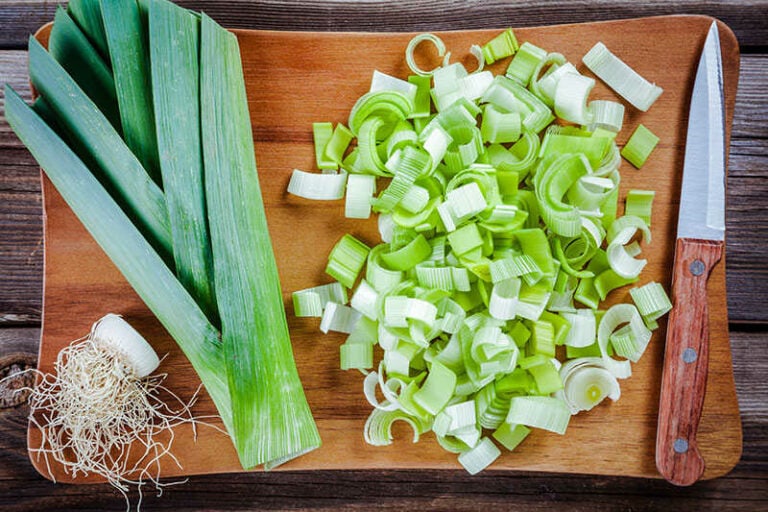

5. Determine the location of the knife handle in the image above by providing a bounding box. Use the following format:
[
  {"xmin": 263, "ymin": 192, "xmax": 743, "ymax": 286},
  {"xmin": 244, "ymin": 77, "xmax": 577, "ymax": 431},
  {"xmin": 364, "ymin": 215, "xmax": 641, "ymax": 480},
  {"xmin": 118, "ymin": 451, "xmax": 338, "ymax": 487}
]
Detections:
[{"xmin": 656, "ymin": 237, "xmax": 723, "ymax": 486}]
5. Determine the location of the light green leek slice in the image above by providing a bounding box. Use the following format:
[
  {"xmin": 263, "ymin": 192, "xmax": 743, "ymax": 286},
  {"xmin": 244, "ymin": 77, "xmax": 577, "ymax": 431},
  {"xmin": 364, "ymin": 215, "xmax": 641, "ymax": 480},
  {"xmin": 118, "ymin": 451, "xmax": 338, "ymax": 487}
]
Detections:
[
  {"xmin": 492, "ymin": 422, "xmax": 530, "ymax": 451},
  {"xmin": 323, "ymin": 123, "xmax": 355, "ymax": 167},
  {"xmin": 200, "ymin": 15, "xmax": 320, "ymax": 468},
  {"xmin": 150, "ymin": 0, "xmax": 217, "ymax": 323},
  {"xmin": 364, "ymin": 408, "xmax": 429, "ymax": 446},
  {"xmin": 534, "ymin": 153, "xmax": 591, "ymax": 237},
  {"xmin": 506, "ymin": 42, "xmax": 547, "ymax": 85},
  {"xmin": 506, "ymin": 396, "xmax": 570, "ymax": 434},
  {"xmin": 371, "ymin": 70, "xmax": 418, "ymax": 104},
  {"xmin": 621, "ymin": 124, "xmax": 659, "ymax": 168},
  {"xmin": 408, "ymin": 75, "xmax": 432, "ymax": 118},
  {"xmin": 380, "ymin": 234, "xmax": 432, "ymax": 271},
  {"xmin": 457, "ymin": 437, "xmax": 501, "ymax": 475},
  {"xmin": 528, "ymin": 359, "xmax": 563, "ymax": 395},
  {"xmin": 481, "ymin": 104, "xmax": 522, "ymax": 144},
  {"xmin": 488, "ymin": 277, "xmax": 521, "ymax": 320},
  {"xmin": 482, "ymin": 28, "xmax": 519, "ymax": 65},
  {"xmin": 326, "ymin": 234, "xmax": 371, "ymax": 288},
  {"xmin": 582, "ymin": 42, "xmax": 663, "ymax": 112},
  {"xmin": 340, "ymin": 342, "xmax": 373, "ymax": 370},
  {"xmin": 630, "ymin": 281, "xmax": 672, "ymax": 329},
  {"xmin": 482, "ymin": 76, "xmax": 554, "ymax": 133},
  {"xmin": 312, "ymin": 122, "xmax": 337, "ymax": 170},
  {"xmin": 366, "ymin": 244, "xmax": 405, "ymax": 292},
  {"xmin": 348, "ymin": 90, "xmax": 414, "ymax": 135},
  {"xmin": 413, "ymin": 361, "xmax": 457, "ymax": 415},
  {"xmin": 625, "ymin": 189, "xmax": 656, "ymax": 226},
  {"xmin": 534, "ymin": 61, "xmax": 578, "ymax": 107},
  {"xmin": 596, "ymin": 304, "xmax": 638, "ymax": 378},
  {"xmin": 27, "ymin": 37, "xmax": 172, "ymax": 262},
  {"xmin": 101, "ymin": 0, "xmax": 161, "ymax": 183},
  {"xmin": 49, "ymin": 6, "xmax": 120, "ymax": 131},
  {"xmin": 405, "ymin": 33, "xmax": 448, "ymax": 77},
  {"xmin": 350, "ymin": 279, "xmax": 379, "ymax": 320}
]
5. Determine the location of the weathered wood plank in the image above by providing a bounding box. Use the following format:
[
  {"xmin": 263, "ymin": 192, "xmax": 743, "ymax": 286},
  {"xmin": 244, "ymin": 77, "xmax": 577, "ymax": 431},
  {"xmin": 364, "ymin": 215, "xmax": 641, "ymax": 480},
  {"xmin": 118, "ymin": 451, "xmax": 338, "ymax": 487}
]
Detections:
[
  {"xmin": 2, "ymin": 0, "xmax": 768, "ymax": 49},
  {"xmin": 0, "ymin": 326, "xmax": 765, "ymax": 510}
]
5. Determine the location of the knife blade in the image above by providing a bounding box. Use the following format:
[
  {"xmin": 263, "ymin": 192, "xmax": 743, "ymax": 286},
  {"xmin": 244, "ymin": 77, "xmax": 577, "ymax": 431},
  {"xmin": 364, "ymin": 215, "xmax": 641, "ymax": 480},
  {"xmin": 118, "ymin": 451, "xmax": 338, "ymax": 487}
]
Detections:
[{"xmin": 655, "ymin": 21, "xmax": 726, "ymax": 487}]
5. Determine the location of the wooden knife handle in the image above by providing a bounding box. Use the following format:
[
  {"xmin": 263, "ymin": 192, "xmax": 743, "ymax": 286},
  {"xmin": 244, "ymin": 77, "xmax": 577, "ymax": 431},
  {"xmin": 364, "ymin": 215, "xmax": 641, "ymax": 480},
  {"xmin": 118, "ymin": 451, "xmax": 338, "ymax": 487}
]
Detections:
[{"xmin": 656, "ymin": 237, "xmax": 723, "ymax": 486}]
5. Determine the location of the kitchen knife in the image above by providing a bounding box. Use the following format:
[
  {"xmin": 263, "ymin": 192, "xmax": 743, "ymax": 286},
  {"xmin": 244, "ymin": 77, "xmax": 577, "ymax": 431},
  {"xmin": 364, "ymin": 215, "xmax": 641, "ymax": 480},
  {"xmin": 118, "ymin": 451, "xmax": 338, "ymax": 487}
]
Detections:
[{"xmin": 655, "ymin": 21, "xmax": 726, "ymax": 487}]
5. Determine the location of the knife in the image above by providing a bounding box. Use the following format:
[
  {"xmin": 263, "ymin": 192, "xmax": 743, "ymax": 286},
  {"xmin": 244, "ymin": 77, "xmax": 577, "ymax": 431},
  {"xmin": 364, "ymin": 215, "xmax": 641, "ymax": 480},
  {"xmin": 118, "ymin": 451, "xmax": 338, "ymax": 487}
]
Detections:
[{"xmin": 655, "ymin": 21, "xmax": 726, "ymax": 487}]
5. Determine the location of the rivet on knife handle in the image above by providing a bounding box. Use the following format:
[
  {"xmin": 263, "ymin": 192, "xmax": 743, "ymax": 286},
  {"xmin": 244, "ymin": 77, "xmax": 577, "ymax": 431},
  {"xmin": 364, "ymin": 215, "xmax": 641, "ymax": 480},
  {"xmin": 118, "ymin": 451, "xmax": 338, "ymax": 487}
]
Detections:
[{"xmin": 656, "ymin": 237, "xmax": 723, "ymax": 486}]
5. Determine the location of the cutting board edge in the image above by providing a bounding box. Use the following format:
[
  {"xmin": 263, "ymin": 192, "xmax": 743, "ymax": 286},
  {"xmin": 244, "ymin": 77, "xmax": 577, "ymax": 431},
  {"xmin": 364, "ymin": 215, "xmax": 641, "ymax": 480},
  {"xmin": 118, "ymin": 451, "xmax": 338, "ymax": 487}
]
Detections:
[{"xmin": 26, "ymin": 14, "xmax": 743, "ymax": 484}]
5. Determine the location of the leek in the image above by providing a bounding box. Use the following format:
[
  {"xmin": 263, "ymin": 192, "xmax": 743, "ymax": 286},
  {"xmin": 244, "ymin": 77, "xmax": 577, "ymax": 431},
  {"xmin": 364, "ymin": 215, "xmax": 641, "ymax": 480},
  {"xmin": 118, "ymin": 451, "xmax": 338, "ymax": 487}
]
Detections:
[
  {"xmin": 200, "ymin": 14, "xmax": 320, "ymax": 469},
  {"xmin": 101, "ymin": 0, "xmax": 161, "ymax": 183},
  {"xmin": 28, "ymin": 37, "xmax": 172, "ymax": 262},
  {"xmin": 621, "ymin": 124, "xmax": 659, "ymax": 168},
  {"xmin": 49, "ymin": 6, "xmax": 120, "ymax": 131},
  {"xmin": 149, "ymin": 0, "xmax": 217, "ymax": 323}
]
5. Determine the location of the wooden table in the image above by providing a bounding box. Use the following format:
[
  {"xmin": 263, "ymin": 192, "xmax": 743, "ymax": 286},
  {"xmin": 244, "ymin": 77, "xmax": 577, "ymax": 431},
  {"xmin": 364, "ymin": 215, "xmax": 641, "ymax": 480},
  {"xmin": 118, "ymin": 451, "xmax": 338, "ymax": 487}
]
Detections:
[{"xmin": 1, "ymin": 1, "xmax": 766, "ymax": 509}]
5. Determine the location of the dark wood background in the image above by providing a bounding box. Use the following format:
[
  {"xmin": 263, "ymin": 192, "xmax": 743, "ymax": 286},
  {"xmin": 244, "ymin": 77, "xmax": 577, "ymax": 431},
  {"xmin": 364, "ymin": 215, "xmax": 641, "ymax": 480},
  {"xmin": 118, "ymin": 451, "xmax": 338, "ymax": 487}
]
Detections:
[{"xmin": 1, "ymin": 1, "xmax": 766, "ymax": 510}]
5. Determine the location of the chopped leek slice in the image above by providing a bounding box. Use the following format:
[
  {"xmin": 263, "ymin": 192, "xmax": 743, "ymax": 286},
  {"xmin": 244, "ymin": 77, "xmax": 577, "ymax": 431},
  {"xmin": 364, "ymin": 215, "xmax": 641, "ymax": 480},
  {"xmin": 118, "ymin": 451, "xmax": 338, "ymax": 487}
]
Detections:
[
  {"xmin": 559, "ymin": 358, "xmax": 620, "ymax": 413},
  {"xmin": 582, "ymin": 42, "xmax": 663, "ymax": 112},
  {"xmin": 364, "ymin": 408, "xmax": 428, "ymax": 446},
  {"xmin": 621, "ymin": 124, "xmax": 659, "ymax": 168},
  {"xmin": 345, "ymin": 174, "xmax": 377, "ymax": 219},
  {"xmin": 482, "ymin": 29, "xmax": 519, "ymax": 65},
  {"xmin": 625, "ymin": 189, "xmax": 656, "ymax": 226},
  {"xmin": 457, "ymin": 437, "xmax": 501, "ymax": 475},
  {"xmin": 587, "ymin": 100, "xmax": 625, "ymax": 133},
  {"xmin": 506, "ymin": 396, "xmax": 570, "ymax": 434},
  {"xmin": 405, "ymin": 33, "xmax": 448, "ymax": 77},
  {"xmin": 326, "ymin": 234, "xmax": 371, "ymax": 288},
  {"xmin": 340, "ymin": 342, "xmax": 373, "ymax": 370},
  {"xmin": 288, "ymin": 169, "xmax": 348, "ymax": 200},
  {"xmin": 320, "ymin": 302, "xmax": 362, "ymax": 334},
  {"xmin": 630, "ymin": 281, "xmax": 672, "ymax": 329},
  {"xmin": 554, "ymin": 73, "xmax": 595, "ymax": 125},
  {"xmin": 506, "ymin": 42, "xmax": 547, "ymax": 85}
]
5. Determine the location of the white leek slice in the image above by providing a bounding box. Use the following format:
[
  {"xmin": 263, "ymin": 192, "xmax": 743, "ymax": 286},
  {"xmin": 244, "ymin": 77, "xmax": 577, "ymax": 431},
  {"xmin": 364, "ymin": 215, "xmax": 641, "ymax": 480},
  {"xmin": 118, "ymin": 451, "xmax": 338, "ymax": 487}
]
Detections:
[
  {"xmin": 561, "ymin": 309, "xmax": 597, "ymax": 348},
  {"xmin": 345, "ymin": 174, "xmax": 376, "ymax": 219},
  {"xmin": 363, "ymin": 369, "xmax": 401, "ymax": 411},
  {"xmin": 535, "ymin": 61, "xmax": 578, "ymax": 105},
  {"xmin": 457, "ymin": 437, "xmax": 501, "ymax": 475},
  {"xmin": 587, "ymin": 100, "xmax": 625, "ymax": 133},
  {"xmin": 554, "ymin": 73, "xmax": 595, "ymax": 125},
  {"xmin": 320, "ymin": 302, "xmax": 362, "ymax": 334},
  {"xmin": 378, "ymin": 213, "xmax": 395, "ymax": 243},
  {"xmin": 288, "ymin": 169, "xmax": 347, "ymax": 200},
  {"xmin": 370, "ymin": 70, "xmax": 417, "ymax": 104},
  {"xmin": 506, "ymin": 396, "xmax": 571, "ymax": 435},
  {"xmin": 630, "ymin": 281, "xmax": 672, "ymax": 328},
  {"xmin": 488, "ymin": 277, "xmax": 521, "ymax": 320},
  {"xmin": 350, "ymin": 279, "xmax": 380, "ymax": 320},
  {"xmin": 559, "ymin": 357, "xmax": 620, "ymax": 414},
  {"xmin": 582, "ymin": 42, "xmax": 663, "ymax": 112}
]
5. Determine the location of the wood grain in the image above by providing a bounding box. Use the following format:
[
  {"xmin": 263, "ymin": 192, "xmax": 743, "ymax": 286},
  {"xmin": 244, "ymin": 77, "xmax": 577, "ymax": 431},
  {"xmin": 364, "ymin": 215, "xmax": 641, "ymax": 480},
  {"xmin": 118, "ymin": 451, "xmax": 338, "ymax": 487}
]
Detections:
[
  {"xmin": 656, "ymin": 238, "xmax": 723, "ymax": 486},
  {"xmin": 2, "ymin": 1, "xmax": 768, "ymax": 49},
  {"xmin": 26, "ymin": 16, "xmax": 742, "ymax": 484}
]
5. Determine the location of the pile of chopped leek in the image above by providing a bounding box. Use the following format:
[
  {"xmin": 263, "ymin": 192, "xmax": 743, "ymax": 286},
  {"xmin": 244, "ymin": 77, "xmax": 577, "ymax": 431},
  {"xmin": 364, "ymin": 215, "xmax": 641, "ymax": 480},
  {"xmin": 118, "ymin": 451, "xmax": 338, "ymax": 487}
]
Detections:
[
  {"xmin": 289, "ymin": 30, "xmax": 670, "ymax": 474},
  {"xmin": 5, "ymin": 0, "xmax": 319, "ymax": 475}
]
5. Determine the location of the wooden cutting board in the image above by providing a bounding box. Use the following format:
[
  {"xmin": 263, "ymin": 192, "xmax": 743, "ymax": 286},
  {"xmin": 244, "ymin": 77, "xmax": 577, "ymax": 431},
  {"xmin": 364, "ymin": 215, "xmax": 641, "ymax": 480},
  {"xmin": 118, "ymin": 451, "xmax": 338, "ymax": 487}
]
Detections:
[{"xmin": 29, "ymin": 14, "xmax": 741, "ymax": 482}]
